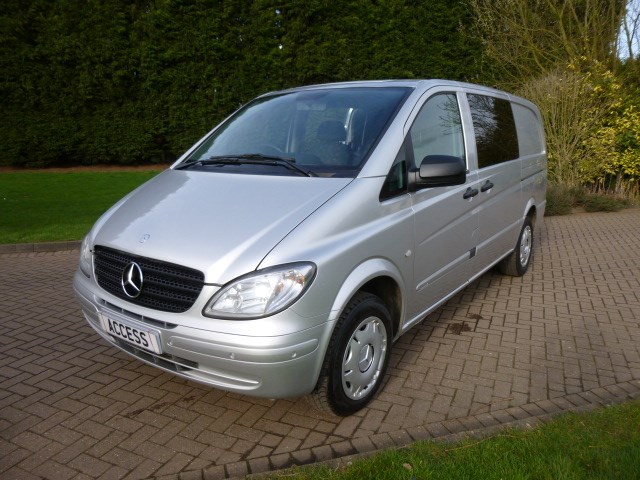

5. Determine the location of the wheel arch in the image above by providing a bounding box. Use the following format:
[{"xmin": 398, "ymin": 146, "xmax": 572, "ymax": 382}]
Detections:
[
  {"xmin": 524, "ymin": 199, "xmax": 538, "ymax": 226},
  {"xmin": 327, "ymin": 258, "xmax": 405, "ymax": 340}
]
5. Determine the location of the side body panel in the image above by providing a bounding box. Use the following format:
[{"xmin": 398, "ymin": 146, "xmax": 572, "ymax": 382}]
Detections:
[
  {"xmin": 409, "ymin": 177, "xmax": 479, "ymax": 320},
  {"xmin": 470, "ymin": 159, "xmax": 523, "ymax": 273}
]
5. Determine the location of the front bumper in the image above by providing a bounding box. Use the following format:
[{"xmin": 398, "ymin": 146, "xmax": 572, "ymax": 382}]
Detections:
[{"xmin": 73, "ymin": 270, "xmax": 333, "ymax": 398}]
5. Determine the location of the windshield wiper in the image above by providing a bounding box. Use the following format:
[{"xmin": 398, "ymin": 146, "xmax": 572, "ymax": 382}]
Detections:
[
  {"xmin": 176, "ymin": 154, "xmax": 316, "ymax": 177},
  {"xmin": 239, "ymin": 154, "xmax": 317, "ymax": 177},
  {"xmin": 175, "ymin": 156, "xmax": 242, "ymax": 170}
]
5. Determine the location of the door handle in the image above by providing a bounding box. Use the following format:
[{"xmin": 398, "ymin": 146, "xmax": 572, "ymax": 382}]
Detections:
[
  {"xmin": 463, "ymin": 187, "xmax": 479, "ymax": 199},
  {"xmin": 480, "ymin": 180, "xmax": 494, "ymax": 192}
]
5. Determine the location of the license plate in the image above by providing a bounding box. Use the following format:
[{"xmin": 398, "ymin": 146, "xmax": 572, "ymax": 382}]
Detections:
[{"xmin": 99, "ymin": 313, "xmax": 162, "ymax": 354}]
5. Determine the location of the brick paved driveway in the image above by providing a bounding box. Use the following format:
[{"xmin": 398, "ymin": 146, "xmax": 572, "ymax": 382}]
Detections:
[{"xmin": 2, "ymin": 210, "xmax": 639, "ymax": 480}]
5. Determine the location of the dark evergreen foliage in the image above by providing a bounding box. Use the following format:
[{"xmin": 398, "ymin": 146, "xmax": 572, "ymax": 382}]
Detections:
[{"xmin": 1, "ymin": 0, "xmax": 484, "ymax": 167}]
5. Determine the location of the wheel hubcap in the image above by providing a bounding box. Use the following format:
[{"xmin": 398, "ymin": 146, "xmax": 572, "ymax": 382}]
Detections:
[
  {"xmin": 342, "ymin": 316, "xmax": 387, "ymax": 400},
  {"xmin": 519, "ymin": 225, "xmax": 532, "ymax": 267}
]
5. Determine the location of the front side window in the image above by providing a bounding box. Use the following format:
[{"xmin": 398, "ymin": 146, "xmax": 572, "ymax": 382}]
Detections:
[
  {"xmin": 380, "ymin": 93, "xmax": 464, "ymax": 200},
  {"xmin": 468, "ymin": 94, "xmax": 519, "ymax": 168},
  {"xmin": 182, "ymin": 87, "xmax": 411, "ymax": 177},
  {"xmin": 408, "ymin": 93, "xmax": 465, "ymax": 169}
]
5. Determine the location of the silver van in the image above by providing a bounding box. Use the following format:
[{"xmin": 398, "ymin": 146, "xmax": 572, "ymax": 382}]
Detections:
[{"xmin": 74, "ymin": 80, "xmax": 546, "ymax": 415}]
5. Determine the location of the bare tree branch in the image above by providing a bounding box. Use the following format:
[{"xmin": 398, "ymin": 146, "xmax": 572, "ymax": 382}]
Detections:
[{"xmin": 468, "ymin": 0, "xmax": 627, "ymax": 85}]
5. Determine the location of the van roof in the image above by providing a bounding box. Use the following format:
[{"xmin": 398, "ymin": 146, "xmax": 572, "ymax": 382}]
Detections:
[
  {"xmin": 266, "ymin": 79, "xmax": 531, "ymax": 106},
  {"xmin": 271, "ymin": 79, "xmax": 494, "ymax": 92}
]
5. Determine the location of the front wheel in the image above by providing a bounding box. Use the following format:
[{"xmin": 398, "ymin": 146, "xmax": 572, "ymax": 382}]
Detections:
[
  {"xmin": 499, "ymin": 216, "xmax": 534, "ymax": 276},
  {"xmin": 309, "ymin": 292, "xmax": 392, "ymax": 416}
]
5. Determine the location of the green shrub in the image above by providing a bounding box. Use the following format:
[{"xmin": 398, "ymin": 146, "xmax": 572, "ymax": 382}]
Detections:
[
  {"xmin": 583, "ymin": 194, "xmax": 629, "ymax": 212},
  {"xmin": 545, "ymin": 184, "xmax": 574, "ymax": 216},
  {"xmin": 545, "ymin": 184, "xmax": 631, "ymax": 215},
  {"xmin": 567, "ymin": 186, "xmax": 589, "ymax": 206}
]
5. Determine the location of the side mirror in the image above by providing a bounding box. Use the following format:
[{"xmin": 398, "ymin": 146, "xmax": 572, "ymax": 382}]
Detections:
[{"xmin": 409, "ymin": 155, "xmax": 466, "ymax": 190}]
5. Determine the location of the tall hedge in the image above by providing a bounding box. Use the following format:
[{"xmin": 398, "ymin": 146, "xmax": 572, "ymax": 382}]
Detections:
[{"xmin": 1, "ymin": 0, "xmax": 484, "ymax": 167}]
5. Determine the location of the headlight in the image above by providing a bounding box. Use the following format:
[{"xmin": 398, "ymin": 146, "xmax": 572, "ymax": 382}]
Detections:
[
  {"xmin": 204, "ymin": 263, "xmax": 316, "ymax": 319},
  {"xmin": 79, "ymin": 235, "xmax": 92, "ymax": 277}
]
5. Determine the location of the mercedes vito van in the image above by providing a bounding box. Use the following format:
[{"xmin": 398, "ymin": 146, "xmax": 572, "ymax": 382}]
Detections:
[{"xmin": 74, "ymin": 80, "xmax": 546, "ymax": 415}]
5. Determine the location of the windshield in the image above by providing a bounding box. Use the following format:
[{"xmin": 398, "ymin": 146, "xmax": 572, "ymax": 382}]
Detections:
[{"xmin": 182, "ymin": 87, "xmax": 411, "ymax": 177}]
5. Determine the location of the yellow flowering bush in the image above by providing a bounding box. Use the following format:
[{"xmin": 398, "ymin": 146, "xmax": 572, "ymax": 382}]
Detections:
[
  {"xmin": 581, "ymin": 102, "xmax": 640, "ymax": 194},
  {"xmin": 574, "ymin": 59, "xmax": 640, "ymax": 196},
  {"xmin": 519, "ymin": 66, "xmax": 604, "ymax": 187}
]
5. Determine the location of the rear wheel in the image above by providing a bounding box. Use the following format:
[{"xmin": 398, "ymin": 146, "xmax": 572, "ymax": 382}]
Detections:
[
  {"xmin": 499, "ymin": 216, "xmax": 534, "ymax": 276},
  {"xmin": 309, "ymin": 292, "xmax": 392, "ymax": 416}
]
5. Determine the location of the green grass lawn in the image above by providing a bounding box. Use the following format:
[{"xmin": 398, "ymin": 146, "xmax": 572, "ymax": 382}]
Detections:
[
  {"xmin": 0, "ymin": 170, "xmax": 161, "ymax": 244},
  {"xmin": 272, "ymin": 400, "xmax": 640, "ymax": 480}
]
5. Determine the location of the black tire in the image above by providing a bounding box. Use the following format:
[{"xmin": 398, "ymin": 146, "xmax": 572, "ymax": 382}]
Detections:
[
  {"xmin": 308, "ymin": 292, "xmax": 392, "ymax": 416},
  {"xmin": 499, "ymin": 216, "xmax": 534, "ymax": 276}
]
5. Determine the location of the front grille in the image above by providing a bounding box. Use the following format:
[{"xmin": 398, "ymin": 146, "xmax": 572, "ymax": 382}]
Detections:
[{"xmin": 93, "ymin": 246, "xmax": 205, "ymax": 313}]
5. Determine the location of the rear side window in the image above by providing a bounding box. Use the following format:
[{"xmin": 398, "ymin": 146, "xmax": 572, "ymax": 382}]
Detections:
[
  {"xmin": 468, "ymin": 94, "xmax": 519, "ymax": 168},
  {"xmin": 512, "ymin": 103, "xmax": 544, "ymax": 156}
]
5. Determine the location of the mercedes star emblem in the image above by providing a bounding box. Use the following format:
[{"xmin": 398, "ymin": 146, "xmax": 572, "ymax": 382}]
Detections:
[{"xmin": 121, "ymin": 262, "xmax": 144, "ymax": 298}]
